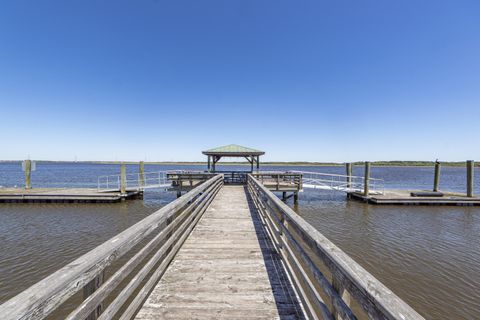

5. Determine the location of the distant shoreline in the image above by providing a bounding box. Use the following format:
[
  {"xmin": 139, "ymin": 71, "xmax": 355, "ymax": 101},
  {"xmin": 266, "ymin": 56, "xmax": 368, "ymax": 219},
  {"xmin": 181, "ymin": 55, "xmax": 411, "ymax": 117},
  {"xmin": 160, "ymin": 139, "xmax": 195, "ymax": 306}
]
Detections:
[{"xmin": 0, "ymin": 160, "xmax": 478, "ymax": 167}]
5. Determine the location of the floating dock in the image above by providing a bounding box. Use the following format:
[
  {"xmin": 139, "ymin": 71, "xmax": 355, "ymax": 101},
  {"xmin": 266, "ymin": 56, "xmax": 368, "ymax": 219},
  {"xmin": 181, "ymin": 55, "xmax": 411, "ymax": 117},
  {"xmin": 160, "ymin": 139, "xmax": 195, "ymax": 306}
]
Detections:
[
  {"xmin": 0, "ymin": 188, "xmax": 143, "ymax": 203},
  {"xmin": 348, "ymin": 189, "xmax": 480, "ymax": 206}
]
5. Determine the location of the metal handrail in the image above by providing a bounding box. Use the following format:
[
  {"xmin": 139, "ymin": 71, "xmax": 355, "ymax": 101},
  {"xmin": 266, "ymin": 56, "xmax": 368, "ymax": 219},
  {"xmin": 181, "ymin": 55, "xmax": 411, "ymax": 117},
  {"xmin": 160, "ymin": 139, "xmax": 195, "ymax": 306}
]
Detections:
[
  {"xmin": 293, "ymin": 170, "xmax": 385, "ymax": 194},
  {"xmin": 0, "ymin": 175, "xmax": 224, "ymax": 320},
  {"xmin": 97, "ymin": 171, "xmax": 171, "ymax": 191},
  {"xmin": 247, "ymin": 174, "xmax": 423, "ymax": 320}
]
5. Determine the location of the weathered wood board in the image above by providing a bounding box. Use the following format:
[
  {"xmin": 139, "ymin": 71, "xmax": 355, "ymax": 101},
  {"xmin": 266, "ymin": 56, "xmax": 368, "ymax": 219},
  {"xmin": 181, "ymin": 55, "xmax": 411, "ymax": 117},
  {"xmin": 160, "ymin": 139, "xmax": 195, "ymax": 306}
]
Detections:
[
  {"xmin": 0, "ymin": 188, "xmax": 142, "ymax": 203},
  {"xmin": 135, "ymin": 185, "xmax": 305, "ymax": 319},
  {"xmin": 349, "ymin": 189, "xmax": 480, "ymax": 205}
]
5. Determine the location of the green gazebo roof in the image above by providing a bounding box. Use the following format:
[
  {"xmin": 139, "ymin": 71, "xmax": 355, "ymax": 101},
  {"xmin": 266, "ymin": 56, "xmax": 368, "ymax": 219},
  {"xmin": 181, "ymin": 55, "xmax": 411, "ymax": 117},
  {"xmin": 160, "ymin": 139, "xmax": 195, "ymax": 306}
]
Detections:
[{"xmin": 202, "ymin": 144, "xmax": 265, "ymax": 156}]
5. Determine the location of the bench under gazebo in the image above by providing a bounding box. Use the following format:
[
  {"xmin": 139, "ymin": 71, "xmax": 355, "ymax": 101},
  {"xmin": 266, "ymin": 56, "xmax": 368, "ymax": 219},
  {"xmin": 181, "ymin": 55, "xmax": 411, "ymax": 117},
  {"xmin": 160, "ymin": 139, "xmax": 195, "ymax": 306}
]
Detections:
[{"xmin": 202, "ymin": 144, "xmax": 265, "ymax": 172}]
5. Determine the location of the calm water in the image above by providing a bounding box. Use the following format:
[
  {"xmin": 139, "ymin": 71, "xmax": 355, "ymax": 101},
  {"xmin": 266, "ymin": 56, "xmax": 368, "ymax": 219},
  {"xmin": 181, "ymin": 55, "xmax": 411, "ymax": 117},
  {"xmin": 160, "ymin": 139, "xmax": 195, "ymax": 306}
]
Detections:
[{"xmin": 1, "ymin": 162, "xmax": 479, "ymax": 319}]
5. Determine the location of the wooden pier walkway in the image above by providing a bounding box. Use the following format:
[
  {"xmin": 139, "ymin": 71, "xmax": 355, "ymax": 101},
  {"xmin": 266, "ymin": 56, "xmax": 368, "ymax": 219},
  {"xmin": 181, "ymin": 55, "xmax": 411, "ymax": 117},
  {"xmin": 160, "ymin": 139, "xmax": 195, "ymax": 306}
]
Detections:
[
  {"xmin": 0, "ymin": 174, "xmax": 424, "ymax": 320},
  {"xmin": 136, "ymin": 185, "xmax": 303, "ymax": 319}
]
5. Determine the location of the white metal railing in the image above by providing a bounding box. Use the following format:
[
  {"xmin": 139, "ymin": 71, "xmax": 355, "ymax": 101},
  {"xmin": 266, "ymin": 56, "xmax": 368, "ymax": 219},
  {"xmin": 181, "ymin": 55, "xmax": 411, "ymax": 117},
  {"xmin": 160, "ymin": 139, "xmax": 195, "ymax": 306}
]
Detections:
[
  {"xmin": 290, "ymin": 170, "xmax": 385, "ymax": 195},
  {"xmin": 97, "ymin": 171, "xmax": 171, "ymax": 191}
]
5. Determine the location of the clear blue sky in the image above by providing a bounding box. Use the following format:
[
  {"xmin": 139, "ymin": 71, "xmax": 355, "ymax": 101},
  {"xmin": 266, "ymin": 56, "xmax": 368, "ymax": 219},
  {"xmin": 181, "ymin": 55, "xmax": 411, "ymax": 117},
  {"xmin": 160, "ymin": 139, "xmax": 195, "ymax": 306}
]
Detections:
[{"xmin": 1, "ymin": 0, "xmax": 479, "ymax": 162}]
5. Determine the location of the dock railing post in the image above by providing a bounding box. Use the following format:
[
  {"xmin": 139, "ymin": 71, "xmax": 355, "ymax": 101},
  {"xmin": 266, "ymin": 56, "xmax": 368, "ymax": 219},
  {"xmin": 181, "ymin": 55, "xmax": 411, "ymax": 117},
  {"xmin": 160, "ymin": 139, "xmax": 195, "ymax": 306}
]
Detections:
[
  {"xmin": 120, "ymin": 163, "xmax": 126, "ymax": 194},
  {"xmin": 363, "ymin": 162, "xmax": 370, "ymax": 196},
  {"xmin": 467, "ymin": 160, "xmax": 474, "ymax": 197},
  {"xmin": 24, "ymin": 159, "xmax": 32, "ymax": 189},
  {"xmin": 83, "ymin": 271, "xmax": 105, "ymax": 320},
  {"xmin": 139, "ymin": 161, "xmax": 145, "ymax": 188},
  {"xmin": 332, "ymin": 276, "xmax": 351, "ymax": 320},
  {"xmin": 346, "ymin": 163, "xmax": 352, "ymax": 189},
  {"xmin": 433, "ymin": 161, "xmax": 441, "ymax": 192}
]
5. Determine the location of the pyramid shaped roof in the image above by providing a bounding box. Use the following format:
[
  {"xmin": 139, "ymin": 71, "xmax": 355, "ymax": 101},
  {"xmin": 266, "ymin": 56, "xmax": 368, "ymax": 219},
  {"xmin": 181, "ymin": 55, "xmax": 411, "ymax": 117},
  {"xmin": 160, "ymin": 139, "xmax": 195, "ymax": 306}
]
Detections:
[{"xmin": 202, "ymin": 144, "xmax": 265, "ymax": 156}]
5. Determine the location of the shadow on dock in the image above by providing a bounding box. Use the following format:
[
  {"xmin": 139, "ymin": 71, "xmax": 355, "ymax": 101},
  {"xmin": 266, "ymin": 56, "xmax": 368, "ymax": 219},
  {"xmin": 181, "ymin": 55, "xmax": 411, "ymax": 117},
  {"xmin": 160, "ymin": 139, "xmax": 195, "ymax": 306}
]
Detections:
[{"xmin": 245, "ymin": 186, "xmax": 306, "ymax": 319}]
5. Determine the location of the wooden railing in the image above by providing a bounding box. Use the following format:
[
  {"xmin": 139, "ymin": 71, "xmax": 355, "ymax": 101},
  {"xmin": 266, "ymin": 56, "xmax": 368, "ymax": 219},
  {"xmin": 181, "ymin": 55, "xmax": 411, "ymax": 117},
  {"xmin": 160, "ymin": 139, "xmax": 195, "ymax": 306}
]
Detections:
[
  {"xmin": 247, "ymin": 174, "xmax": 424, "ymax": 320},
  {"xmin": 214, "ymin": 171, "xmax": 247, "ymax": 184},
  {"xmin": 0, "ymin": 175, "xmax": 223, "ymax": 320},
  {"xmin": 250, "ymin": 171, "xmax": 303, "ymax": 191}
]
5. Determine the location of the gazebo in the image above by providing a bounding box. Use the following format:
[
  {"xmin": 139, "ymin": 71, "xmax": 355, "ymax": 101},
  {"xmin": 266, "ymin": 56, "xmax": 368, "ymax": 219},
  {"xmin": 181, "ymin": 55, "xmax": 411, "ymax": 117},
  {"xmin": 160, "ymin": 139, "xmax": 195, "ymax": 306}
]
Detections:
[{"xmin": 202, "ymin": 144, "xmax": 265, "ymax": 172}]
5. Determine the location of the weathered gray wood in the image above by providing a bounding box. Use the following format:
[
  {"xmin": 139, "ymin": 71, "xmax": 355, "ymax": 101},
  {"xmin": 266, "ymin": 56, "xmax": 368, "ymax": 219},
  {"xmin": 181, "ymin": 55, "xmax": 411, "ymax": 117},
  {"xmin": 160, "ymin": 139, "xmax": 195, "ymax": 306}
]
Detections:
[
  {"xmin": 332, "ymin": 277, "xmax": 351, "ymax": 320},
  {"xmin": 24, "ymin": 159, "xmax": 32, "ymax": 189},
  {"xmin": 139, "ymin": 161, "xmax": 145, "ymax": 187},
  {"xmin": 65, "ymin": 180, "xmax": 221, "ymax": 320},
  {"xmin": 0, "ymin": 175, "xmax": 223, "ymax": 320},
  {"xmin": 248, "ymin": 175, "xmax": 424, "ymax": 320},
  {"xmin": 83, "ymin": 271, "xmax": 104, "ymax": 320},
  {"xmin": 250, "ymin": 186, "xmax": 330, "ymax": 320},
  {"xmin": 345, "ymin": 163, "xmax": 352, "ymax": 189},
  {"xmin": 100, "ymin": 182, "xmax": 222, "ymax": 320},
  {"xmin": 118, "ymin": 184, "xmax": 221, "ymax": 320},
  {"xmin": 467, "ymin": 160, "xmax": 474, "ymax": 197},
  {"xmin": 120, "ymin": 163, "xmax": 126, "ymax": 194},
  {"xmin": 433, "ymin": 161, "xmax": 441, "ymax": 192},
  {"xmin": 249, "ymin": 183, "xmax": 351, "ymax": 320},
  {"xmin": 349, "ymin": 189, "xmax": 480, "ymax": 206},
  {"xmin": 134, "ymin": 186, "xmax": 305, "ymax": 320},
  {"xmin": 363, "ymin": 162, "xmax": 370, "ymax": 196}
]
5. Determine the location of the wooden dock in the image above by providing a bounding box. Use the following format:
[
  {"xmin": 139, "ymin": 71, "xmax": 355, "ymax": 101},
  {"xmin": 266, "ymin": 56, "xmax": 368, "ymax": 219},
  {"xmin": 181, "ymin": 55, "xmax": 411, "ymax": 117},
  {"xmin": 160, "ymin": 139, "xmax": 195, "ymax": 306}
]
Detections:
[
  {"xmin": 0, "ymin": 188, "xmax": 143, "ymax": 203},
  {"xmin": 349, "ymin": 189, "xmax": 480, "ymax": 206},
  {"xmin": 136, "ymin": 185, "xmax": 303, "ymax": 319},
  {"xmin": 0, "ymin": 174, "xmax": 424, "ymax": 320}
]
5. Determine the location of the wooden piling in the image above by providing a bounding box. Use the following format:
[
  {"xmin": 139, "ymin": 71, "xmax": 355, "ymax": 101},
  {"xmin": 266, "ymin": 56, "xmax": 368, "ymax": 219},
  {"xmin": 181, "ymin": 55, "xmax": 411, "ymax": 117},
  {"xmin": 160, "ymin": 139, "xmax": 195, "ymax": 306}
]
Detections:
[
  {"xmin": 363, "ymin": 162, "xmax": 370, "ymax": 196},
  {"xmin": 467, "ymin": 160, "xmax": 474, "ymax": 197},
  {"xmin": 433, "ymin": 161, "xmax": 441, "ymax": 192},
  {"xmin": 345, "ymin": 163, "xmax": 352, "ymax": 189},
  {"xmin": 24, "ymin": 160, "xmax": 32, "ymax": 189},
  {"xmin": 120, "ymin": 163, "xmax": 126, "ymax": 194},
  {"xmin": 139, "ymin": 161, "xmax": 145, "ymax": 187}
]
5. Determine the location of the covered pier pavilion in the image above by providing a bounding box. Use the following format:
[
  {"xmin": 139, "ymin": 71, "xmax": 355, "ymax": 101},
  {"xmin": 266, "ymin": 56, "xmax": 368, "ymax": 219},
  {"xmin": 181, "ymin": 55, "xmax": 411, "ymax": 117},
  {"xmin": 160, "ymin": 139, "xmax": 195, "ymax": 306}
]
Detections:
[{"xmin": 202, "ymin": 144, "xmax": 265, "ymax": 172}]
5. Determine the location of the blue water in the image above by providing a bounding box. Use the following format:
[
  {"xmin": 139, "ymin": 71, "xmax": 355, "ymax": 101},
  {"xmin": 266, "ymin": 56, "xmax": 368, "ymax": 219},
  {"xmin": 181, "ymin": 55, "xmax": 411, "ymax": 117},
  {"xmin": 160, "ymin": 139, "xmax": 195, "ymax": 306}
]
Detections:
[{"xmin": 1, "ymin": 162, "xmax": 479, "ymax": 193}]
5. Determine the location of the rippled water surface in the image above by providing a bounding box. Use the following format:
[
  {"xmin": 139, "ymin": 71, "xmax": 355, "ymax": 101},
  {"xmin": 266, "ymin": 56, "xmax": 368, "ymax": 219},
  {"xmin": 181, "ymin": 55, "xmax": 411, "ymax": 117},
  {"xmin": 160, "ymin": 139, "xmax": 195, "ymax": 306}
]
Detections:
[{"xmin": 1, "ymin": 162, "xmax": 479, "ymax": 319}]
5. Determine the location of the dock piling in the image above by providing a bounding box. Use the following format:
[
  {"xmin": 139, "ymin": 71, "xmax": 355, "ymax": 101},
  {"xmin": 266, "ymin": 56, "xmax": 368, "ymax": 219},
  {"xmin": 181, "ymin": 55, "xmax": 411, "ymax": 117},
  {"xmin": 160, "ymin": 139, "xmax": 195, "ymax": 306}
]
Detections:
[
  {"xmin": 433, "ymin": 161, "xmax": 441, "ymax": 192},
  {"xmin": 467, "ymin": 160, "xmax": 474, "ymax": 197},
  {"xmin": 139, "ymin": 161, "xmax": 145, "ymax": 187},
  {"xmin": 24, "ymin": 160, "xmax": 32, "ymax": 189},
  {"xmin": 364, "ymin": 162, "xmax": 370, "ymax": 196},
  {"xmin": 346, "ymin": 163, "xmax": 352, "ymax": 189},
  {"xmin": 120, "ymin": 163, "xmax": 126, "ymax": 194}
]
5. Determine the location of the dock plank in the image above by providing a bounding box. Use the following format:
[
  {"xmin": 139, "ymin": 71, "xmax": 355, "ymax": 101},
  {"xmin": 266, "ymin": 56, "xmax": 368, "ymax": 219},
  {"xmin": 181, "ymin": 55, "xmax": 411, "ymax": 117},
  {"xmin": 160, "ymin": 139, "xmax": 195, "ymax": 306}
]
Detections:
[{"xmin": 135, "ymin": 185, "xmax": 305, "ymax": 319}]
